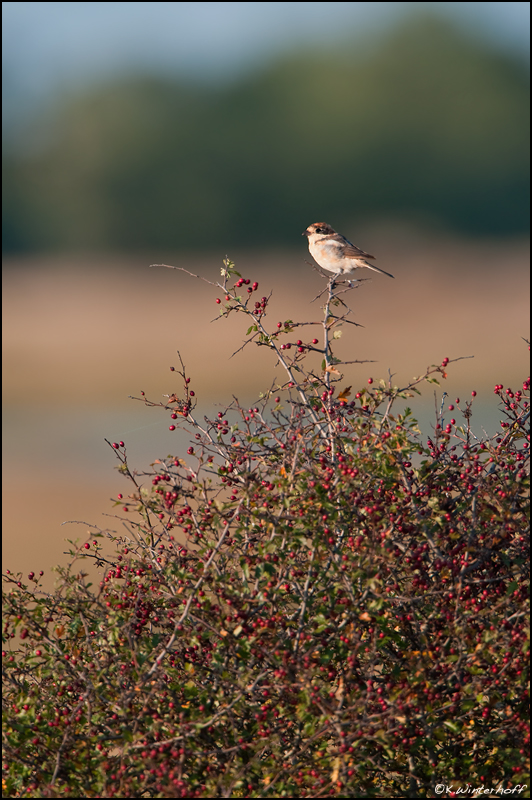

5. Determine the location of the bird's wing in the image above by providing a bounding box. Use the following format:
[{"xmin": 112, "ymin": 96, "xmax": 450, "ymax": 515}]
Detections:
[{"xmin": 334, "ymin": 234, "xmax": 375, "ymax": 260}]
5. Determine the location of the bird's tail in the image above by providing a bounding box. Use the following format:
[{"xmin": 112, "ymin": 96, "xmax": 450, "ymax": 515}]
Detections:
[{"xmin": 363, "ymin": 261, "xmax": 394, "ymax": 279}]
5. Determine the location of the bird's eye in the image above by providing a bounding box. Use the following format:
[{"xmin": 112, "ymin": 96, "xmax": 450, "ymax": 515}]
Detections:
[{"xmin": 316, "ymin": 227, "xmax": 324, "ymax": 233}]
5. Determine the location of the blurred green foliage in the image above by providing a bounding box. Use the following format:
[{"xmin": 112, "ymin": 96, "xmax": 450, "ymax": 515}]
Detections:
[{"xmin": 2, "ymin": 14, "xmax": 529, "ymax": 254}]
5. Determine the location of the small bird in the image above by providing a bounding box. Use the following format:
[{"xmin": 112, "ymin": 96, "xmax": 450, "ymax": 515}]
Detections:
[{"xmin": 302, "ymin": 222, "xmax": 394, "ymax": 280}]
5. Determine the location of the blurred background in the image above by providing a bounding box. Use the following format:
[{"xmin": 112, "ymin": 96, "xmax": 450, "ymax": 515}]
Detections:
[{"xmin": 3, "ymin": 2, "xmax": 530, "ymax": 586}]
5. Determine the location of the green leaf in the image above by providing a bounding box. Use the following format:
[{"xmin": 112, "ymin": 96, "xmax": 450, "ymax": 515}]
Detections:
[
  {"xmin": 313, "ymin": 613, "xmax": 328, "ymax": 633},
  {"xmin": 184, "ymin": 683, "xmax": 199, "ymax": 702},
  {"xmin": 443, "ymin": 720, "xmax": 461, "ymax": 733}
]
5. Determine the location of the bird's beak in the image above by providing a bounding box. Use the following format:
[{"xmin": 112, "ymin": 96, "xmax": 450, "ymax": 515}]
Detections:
[{"xmin": 302, "ymin": 230, "xmax": 308, "ymax": 237}]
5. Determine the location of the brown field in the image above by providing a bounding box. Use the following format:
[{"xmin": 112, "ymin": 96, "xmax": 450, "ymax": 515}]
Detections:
[{"xmin": 3, "ymin": 235, "xmax": 529, "ymax": 588}]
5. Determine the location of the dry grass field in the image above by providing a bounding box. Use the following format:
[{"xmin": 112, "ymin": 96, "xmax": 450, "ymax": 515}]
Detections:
[{"xmin": 3, "ymin": 234, "xmax": 529, "ymax": 587}]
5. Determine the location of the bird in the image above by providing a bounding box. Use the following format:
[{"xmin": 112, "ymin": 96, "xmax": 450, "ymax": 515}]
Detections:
[{"xmin": 302, "ymin": 222, "xmax": 394, "ymax": 280}]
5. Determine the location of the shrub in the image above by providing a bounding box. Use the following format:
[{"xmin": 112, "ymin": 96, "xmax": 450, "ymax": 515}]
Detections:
[{"xmin": 3, "ymin": 261, "xmax": 530, "ymax": 798}]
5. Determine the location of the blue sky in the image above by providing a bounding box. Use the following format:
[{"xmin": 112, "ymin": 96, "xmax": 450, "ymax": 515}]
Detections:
[{"xmin": 3, "ymin": 2, "xmax": 530, "ymax": 122}]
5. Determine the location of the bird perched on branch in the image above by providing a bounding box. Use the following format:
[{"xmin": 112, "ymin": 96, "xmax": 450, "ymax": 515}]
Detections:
[{"xmin": 303, "ymin": 222, "xmax": 394, "ymax": 280}]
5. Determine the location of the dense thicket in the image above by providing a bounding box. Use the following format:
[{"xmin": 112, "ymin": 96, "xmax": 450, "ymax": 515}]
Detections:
[{"xmin": 3, "ymin": 263, "xmax": 529, "ymax": 797}]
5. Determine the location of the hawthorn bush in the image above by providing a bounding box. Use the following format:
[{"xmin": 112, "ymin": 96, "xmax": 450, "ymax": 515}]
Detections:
[{"xmin": 3, "ymin": 260, "xmax": 530, "ymax": 798}]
